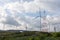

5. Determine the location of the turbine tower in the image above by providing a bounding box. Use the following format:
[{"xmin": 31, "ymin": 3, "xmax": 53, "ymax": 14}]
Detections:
[
  {"xmin": 38, "ymin": 10, "xmax": 42, "ymax": 31},
  {"xmin": 34, "ymin": 10, "xmax": 41, "ymax": 31}
]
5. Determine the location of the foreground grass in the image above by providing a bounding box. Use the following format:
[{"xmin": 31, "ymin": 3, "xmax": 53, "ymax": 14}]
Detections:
[{"xmin": 0, "ymin": 31, "xmax": 60, "ymax": 40}]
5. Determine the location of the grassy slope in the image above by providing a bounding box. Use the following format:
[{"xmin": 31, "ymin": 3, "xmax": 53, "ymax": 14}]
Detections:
[{"xmin": 0, "ymin": 31, "xmax": 60, "ymax": 40}]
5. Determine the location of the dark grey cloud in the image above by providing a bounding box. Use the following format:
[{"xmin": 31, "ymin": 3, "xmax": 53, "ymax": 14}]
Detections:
[
  {"xmin": 2, "ymin": 16, "xmax": 21, "ymax": 26},
  {"xmin": 41, "ymin": 0, "xmax": 60, "ymax": 13}
]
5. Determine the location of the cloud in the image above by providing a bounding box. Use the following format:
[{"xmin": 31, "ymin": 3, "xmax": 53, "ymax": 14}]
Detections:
[
  {"xmin": 0, "ymin": 0, "xmax": 41, "ymax": 30},
  {"xmin": 0, "ymin": 0, "xmax": 60, "ymax": 31},
  {"xmin": 4, "ymin": 16, "xmax": 21, "ymax": 26},
  {"xmin": 41, "ymin": 15, "xmax": 60, "ymax": 32},
  {"xmin": 3, "ymin": 0, "xmax": 40, "ymax": 13},
  {"xmin": 39, "ymin": 0, "xmax": 60, "ymax": 13}
]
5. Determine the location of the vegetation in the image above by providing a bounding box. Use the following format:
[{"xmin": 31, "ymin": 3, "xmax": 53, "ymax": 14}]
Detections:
[{"xmin": 0, "ymin": 31, "xmax": 60, "ymax": 40}]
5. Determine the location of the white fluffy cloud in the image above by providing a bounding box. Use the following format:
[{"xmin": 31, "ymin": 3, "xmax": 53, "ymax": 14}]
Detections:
[
  {"xmin": 4, "ymin": 0, "xmax": 40, "ymax": 13},
  {"xmin": 0, "ymin": 0, "xmax": 60, "ymax": 32},
  {"xmin": 0, "ymin": 0, "xmax": 40, "ymax": 30},
  {"xmin": 41, "ymin": 15, "xmax": 60, "ymax": 32}
]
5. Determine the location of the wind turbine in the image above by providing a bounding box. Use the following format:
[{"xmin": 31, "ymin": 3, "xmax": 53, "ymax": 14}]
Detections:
[
  {"xmin": 39, "ymin": 12, "xmax": 42, "ymax": 32},
  {"xmin": 32, "ymin": 11, "xmax": 41, "ymax": 31},
  {"xmin": 32, "ymin": 9, "xmax": 42, "ymax": 31}
]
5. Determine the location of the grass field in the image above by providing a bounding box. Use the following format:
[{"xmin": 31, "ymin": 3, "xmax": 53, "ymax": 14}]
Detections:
[{"xmin": 0, "ymin": 31, "xmax": 60, "ymax": 40}]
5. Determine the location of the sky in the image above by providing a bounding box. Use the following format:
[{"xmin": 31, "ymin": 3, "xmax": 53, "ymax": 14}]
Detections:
[{"xmin": 0, "ymin": 0, "xmax": 60, "ymax": 32}]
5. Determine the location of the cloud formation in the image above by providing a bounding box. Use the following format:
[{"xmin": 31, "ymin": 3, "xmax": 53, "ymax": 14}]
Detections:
[{"xmin": 0, "ymin": 0, "xmax": 60, "ymax": 32}]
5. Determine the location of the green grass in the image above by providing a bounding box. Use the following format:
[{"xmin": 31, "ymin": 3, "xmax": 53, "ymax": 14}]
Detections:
[{"xmin": 0, "ymin": 31, "xmax": 60, "ymax": 40}]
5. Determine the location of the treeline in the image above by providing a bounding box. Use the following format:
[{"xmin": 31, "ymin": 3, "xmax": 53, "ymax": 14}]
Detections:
[{"xmin": 0, "ymin": 31, "xmax": 60, "ymax": 40}]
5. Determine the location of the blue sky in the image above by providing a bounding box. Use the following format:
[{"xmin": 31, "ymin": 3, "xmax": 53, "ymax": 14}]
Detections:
[{"xmin": 0, "ymin": 0, "xmax": 60, "ymax": 32}]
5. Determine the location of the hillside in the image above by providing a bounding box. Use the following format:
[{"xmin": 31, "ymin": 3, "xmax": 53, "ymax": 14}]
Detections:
[{"xmin": 0, "ymin": 31, "xmax": 60, "ymax": 40}]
